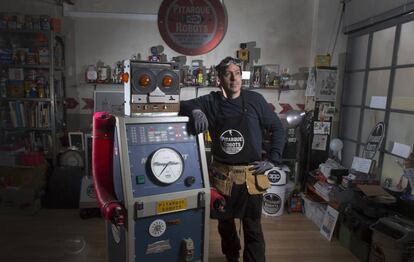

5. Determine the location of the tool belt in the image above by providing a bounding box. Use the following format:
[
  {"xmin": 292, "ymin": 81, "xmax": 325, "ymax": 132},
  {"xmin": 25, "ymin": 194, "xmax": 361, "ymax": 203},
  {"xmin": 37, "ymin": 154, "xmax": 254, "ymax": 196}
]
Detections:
[{"xmin": 210, "ymin": 160, "xmax": 270, "ymax": 196}]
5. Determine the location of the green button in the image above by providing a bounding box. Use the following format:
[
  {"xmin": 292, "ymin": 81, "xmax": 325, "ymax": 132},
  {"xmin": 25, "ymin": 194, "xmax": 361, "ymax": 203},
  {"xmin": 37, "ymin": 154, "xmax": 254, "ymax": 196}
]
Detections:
[{"xmin": 136, "ymin": 176, "xmax": 145, "ymax": 184}]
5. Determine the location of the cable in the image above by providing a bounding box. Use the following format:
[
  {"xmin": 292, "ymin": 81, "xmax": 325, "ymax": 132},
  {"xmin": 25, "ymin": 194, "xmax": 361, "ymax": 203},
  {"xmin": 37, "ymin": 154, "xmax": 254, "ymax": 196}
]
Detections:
[
  {"xmin": 327, "ymin": 2, "xmax": 342, "ymax": 54},
  {"xmin": 330, "ymin": 1, "xmax": 347, "ymax": 56}
]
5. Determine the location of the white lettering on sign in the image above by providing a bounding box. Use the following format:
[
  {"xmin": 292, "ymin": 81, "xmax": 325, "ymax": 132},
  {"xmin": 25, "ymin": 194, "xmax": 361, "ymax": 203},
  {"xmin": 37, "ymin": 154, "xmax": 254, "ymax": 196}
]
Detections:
[
  {"xmin": 175, "ymin": 23, "xmax": 208, "ymax": 33},
  {"xmin": 173, "ymin": 5, "xmax": 211, "ymax": 15}
]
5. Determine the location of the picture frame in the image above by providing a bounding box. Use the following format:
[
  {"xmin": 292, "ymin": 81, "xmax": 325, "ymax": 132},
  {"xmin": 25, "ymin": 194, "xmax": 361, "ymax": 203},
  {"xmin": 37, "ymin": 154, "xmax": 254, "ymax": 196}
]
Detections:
[
  {"xmin": 320, "ymin": 205, "xmax": 339, "ymax": 241},
  {"xmin": 84, "ymin": 133, "xmax": 92, "ymax": 177},
  {"xmin": 315, "ymin": 69, "xmax": 337, "ymax": 101},
  {"xmin": 94, "ymin": 90, "xmax": 125, "ymax": 115},
  {"xmin": 68, "ymin": 131, "xmax": 85, "ymax": 150}
]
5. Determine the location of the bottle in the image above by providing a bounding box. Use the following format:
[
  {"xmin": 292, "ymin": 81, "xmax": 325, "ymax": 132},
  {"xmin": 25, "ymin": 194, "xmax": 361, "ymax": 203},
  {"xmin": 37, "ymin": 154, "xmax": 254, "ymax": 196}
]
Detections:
[{"xmin": 196, "ymin": 68, "xmax": 203, "ymax": 86}]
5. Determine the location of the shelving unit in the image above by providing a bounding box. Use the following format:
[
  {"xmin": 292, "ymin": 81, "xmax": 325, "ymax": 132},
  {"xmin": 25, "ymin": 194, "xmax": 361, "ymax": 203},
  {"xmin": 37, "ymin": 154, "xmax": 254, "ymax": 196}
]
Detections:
[{"xmin": 0, "ymin": 29, "xmax": 65, "ymax": 166}]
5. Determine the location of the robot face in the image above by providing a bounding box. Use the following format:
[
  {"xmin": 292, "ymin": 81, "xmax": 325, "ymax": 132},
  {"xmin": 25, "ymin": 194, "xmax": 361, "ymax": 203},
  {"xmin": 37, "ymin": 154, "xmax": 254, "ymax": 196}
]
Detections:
[{"xmin": 131, "ymin": 67, "xmax": 179, "ymax": 95}]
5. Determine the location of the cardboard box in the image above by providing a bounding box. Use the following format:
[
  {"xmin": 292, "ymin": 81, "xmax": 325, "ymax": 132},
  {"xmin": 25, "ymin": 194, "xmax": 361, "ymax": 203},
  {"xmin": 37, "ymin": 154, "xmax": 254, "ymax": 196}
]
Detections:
[{"xmin": 0, "ymin": 165, "xmax": 47, "ymax": 214}]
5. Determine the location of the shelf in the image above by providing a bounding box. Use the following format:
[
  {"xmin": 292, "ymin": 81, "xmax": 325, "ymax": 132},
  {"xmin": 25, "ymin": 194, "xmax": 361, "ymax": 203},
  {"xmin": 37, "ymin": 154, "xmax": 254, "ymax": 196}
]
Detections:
[
  {"xmin": 1, "ymin": 127, "xmax": 52, "ymax": 131},
  {"xmin": 0, "ymin": 97, "xmax": 52, "ymax": 102},
  {"xmin": 86, "ymin": 82, "xmax": 123, "ymax": 86},
  {"xmin": 306, "ymin": 183, "xmax": 340, "ymax": 210},
  {"xmin": 0, "ymin": 29, "xmax": 51, "ymax": 34},
  {"xmin": 0, "ymin": 27, "xmax": 66, "ymax": 167},
  {"xmin": 0, "ymin": 64, "xmax": 50, "ymax": 69}
]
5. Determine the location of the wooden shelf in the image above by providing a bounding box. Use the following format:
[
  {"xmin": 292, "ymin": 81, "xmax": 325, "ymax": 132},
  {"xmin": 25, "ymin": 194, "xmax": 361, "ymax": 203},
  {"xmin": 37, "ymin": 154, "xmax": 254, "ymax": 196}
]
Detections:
[{"xmin": 306, "ymin": 183, "xmax": 340, "ymax": 210}]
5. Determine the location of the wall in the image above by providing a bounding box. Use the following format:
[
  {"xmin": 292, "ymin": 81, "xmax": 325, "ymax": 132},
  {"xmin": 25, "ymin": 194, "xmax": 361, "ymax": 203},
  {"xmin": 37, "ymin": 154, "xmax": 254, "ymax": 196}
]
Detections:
[
  {"xmin": 67, "ymin": 0, "xmax": 318, "ymax": 130},
  {"xmin": 1, "ymin": 0, "xmax": 347, "ymax": 131}
]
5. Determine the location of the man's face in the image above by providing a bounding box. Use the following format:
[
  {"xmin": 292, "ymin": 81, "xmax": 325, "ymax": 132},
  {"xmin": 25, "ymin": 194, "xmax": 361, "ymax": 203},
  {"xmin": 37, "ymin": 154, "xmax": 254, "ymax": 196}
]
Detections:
[{"xmin": 219, "ymin": 63, "xmax": 242, "ymax": 98}]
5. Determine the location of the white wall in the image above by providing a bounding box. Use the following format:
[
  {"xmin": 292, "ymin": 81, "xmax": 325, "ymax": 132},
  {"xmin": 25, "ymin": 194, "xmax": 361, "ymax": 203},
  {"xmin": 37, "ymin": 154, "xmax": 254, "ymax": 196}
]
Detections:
[
  {"xmin": 65, "ymin": 0, "xmax": 321, "ymax": 129},
  {"xmin": 1, "ymin": 0, "xmax": 347, "ymax": 130}
]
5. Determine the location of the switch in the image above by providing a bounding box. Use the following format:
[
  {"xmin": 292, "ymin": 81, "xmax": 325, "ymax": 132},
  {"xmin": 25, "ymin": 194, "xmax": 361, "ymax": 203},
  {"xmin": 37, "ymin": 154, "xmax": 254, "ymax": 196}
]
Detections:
[
  {"xmin": 136, "ymin": 175, "xmax": 145, "ymax": 184},
  {"xmin": 184, "ymin": 176, "xmax": 196, "ymax": 187},
  {"xmin": 181, "ymin": 238, "xmax": 194, "ymax": 261}
]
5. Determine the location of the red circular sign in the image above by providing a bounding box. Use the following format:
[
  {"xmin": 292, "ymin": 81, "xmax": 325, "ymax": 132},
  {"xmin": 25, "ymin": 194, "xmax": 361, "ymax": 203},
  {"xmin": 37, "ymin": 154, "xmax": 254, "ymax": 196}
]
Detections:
[{"xmin": 158, "ymin": 0, "xmax": 227, "ymax": 55}]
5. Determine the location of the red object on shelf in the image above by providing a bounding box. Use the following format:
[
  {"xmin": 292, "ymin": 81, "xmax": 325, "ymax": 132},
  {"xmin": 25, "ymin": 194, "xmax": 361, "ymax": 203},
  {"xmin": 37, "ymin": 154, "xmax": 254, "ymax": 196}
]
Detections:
[
  {"xmin": 20, "ymin": 151, "xmax": 45, "ymax": 166},
  {"xmin": 50, "ymin": 18, "xmax": 61, "ymax": 33}
]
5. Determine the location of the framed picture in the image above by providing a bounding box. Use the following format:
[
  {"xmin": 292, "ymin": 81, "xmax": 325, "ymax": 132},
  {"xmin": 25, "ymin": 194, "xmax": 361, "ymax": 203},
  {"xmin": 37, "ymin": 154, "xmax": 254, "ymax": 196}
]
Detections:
[
  {"xmin": 314, "ymin": 121, "xmax": 331, "ymax": 135},
  {"xmin": 84, "ymin": 133, "xmax": 92, "ymax": 177},
  {"xmin": 261, "ymin": 64, "xmax": 280, "ymax": 87},
  {"xmin": 312, "ymin": 134, "xmax": 328, "ymax": 151},
  {"xmin": 315, "ymin": 69, "xmax": 337, "ymax": 101},
  {"xmin": 320, "ymin": 206, "xmax": 339, "ymax": 241},
  {"xmin": 69, "ymin": 132, "xmax": 85, "ymax": 150},
  {"xmin": 94, "ymin": 90, "xmax": 124, "ymax": 115}
]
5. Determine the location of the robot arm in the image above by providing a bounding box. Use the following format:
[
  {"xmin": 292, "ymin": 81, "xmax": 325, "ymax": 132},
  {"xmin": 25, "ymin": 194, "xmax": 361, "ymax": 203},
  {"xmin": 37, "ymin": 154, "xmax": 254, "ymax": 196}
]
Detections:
[{"xmin": 92, "ymin": 112, "xmax": 125, "ymax": 225}]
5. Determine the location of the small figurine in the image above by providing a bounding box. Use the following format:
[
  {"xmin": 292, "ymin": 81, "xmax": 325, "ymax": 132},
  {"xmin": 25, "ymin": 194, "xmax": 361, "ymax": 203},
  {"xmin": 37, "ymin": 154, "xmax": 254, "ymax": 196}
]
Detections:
[{"xmin": 253, "ymin": 68, "xmax": 261, "ymax": 87}]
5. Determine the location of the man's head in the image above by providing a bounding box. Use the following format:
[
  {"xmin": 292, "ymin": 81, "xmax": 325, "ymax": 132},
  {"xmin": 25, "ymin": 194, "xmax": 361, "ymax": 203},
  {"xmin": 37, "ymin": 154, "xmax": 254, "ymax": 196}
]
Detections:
[{"xmin": 215, "ymin": 56, "xmax": 242, "ymax": 99}]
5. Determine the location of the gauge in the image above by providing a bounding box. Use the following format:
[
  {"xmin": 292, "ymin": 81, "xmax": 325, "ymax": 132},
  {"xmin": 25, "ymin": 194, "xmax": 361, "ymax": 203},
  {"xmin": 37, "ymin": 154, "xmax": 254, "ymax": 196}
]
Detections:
[
  {"xmin": 148, "ymin": 219, "xmax": 167, "ymax": 237},
  {"xmin": 150, "ymin": 147, "xmax": 184, "ymax": 184},
  {"xmin": 59, "ymin": 149, "xmax": 84, "ymax": 167}
]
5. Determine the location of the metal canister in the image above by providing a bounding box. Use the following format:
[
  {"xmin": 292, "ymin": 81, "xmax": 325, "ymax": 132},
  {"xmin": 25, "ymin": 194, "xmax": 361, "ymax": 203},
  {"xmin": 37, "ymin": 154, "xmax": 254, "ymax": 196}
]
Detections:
[
  {"xmin": 0, "ymin": 75, "xmax": 7, "ymax": 98},
  {"xmin": 26, "ymin": 69, "xmax": 37, "ymax": 81}
]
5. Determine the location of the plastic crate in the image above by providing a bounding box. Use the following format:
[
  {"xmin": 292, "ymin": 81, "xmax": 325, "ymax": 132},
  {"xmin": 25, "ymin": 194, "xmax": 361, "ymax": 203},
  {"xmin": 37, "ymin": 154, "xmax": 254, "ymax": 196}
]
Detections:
[{"xmin": 302, "ymin": 194, "xmax": 327, "ymax": 228}]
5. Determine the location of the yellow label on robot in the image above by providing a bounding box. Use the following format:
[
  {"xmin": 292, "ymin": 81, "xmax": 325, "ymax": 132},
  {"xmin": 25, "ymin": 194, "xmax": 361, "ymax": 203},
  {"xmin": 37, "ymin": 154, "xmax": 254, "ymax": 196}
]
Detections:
[{"xmin": 156, "ymin": 198, "xmax": 187, "ymax": 214}]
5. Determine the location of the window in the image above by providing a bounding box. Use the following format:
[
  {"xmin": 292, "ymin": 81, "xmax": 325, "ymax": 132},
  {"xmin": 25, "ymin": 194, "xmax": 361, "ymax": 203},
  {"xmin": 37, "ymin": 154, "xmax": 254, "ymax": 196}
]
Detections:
[{"xmin": 340, "ymin": 15, "xmax": 414, "ymax": 187}]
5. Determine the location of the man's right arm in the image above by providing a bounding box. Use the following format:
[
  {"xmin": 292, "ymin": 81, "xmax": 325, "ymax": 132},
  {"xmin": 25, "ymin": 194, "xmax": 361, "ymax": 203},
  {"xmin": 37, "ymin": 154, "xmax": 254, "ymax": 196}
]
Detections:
[{"xmin": 179, "ymin": 95, "xmax": 213, "ymax": 134}]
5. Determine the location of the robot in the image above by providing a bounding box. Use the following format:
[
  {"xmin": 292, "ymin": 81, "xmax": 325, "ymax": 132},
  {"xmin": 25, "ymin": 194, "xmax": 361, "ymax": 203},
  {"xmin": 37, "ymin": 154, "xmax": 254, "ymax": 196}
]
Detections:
[{"xmin": 92, "ymin": 61, "xmax": 225, "ymax": 262}]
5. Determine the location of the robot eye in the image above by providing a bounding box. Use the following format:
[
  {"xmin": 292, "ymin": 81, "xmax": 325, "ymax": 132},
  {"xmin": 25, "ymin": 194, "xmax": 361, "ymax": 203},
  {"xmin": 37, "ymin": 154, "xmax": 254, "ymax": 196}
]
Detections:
[
  {"xmin": 139, "ymin": 74, "xmax": 151, "ymax": 87},
  {"xmin": 162, "ymin": 75, "xmax": 173, "ymax": 88}
]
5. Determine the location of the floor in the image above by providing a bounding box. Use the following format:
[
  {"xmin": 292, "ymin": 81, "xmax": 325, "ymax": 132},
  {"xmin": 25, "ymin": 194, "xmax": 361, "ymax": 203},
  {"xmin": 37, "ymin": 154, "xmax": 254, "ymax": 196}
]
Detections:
[{"xmin": 0, "ymin": 209, "xmax": 358, "ymax": 262}]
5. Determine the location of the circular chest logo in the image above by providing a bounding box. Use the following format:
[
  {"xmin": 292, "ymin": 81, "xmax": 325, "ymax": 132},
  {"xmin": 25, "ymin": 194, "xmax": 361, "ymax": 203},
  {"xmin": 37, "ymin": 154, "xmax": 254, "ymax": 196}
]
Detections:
[
  {"xmin": 219, "ymin": 129, "xmax": 244, "ymax": 155},
  {"xmin": 158, "ymin": 0, "xmax": 227, "ymax": 55}
]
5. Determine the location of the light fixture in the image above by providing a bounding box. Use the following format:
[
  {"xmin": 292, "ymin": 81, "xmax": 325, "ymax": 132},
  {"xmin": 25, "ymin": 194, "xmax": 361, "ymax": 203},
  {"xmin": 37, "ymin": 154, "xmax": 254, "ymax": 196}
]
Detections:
[
  {"xmin": 329, "ymin": 138, "xmax": 343, "ymax": 161},
  {"xmin": 286, "ymin": 110, "xmax": 306, "ymax": 128}
]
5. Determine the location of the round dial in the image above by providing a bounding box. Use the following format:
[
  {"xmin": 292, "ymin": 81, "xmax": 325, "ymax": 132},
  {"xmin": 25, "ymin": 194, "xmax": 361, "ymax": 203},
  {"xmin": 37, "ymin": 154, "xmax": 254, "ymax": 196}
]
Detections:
[
  {"xmin": 150, "ymin": 148, "xmax": 184, "ymax": 184},
  {"xmin": 148, "ymin": 219, "xmax": 166, "ymax": 237}
]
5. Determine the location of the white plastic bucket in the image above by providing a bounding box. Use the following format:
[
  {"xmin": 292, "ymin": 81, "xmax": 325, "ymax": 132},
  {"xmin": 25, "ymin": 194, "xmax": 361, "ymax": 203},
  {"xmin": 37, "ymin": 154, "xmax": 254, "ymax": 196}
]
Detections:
[{"xmin": 262, "ymin": 185, "xmax": 286, "ymax": 216}]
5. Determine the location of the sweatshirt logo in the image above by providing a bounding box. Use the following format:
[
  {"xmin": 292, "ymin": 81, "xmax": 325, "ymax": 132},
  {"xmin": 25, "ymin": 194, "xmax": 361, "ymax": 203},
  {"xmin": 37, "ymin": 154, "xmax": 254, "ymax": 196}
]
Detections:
[{"xmin": 219, "ymin": 129, "xmax": 244, "ymax": 155}]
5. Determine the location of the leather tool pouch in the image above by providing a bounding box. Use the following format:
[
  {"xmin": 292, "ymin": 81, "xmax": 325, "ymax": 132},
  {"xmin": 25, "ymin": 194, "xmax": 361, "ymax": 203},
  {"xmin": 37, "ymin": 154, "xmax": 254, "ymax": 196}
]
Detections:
[
  {"xmin": 255, "ymin": 174, "xmax": 271, "ymax": 191},
  {"xmin": 210, "ymin": 170, "xmax": 233, "ymax": 196}
]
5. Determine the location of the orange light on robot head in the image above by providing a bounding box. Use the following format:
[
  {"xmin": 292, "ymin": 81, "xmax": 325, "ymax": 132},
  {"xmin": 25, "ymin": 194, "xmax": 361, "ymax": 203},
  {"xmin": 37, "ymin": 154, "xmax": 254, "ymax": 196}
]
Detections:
[
  {"xmin": 162, "ymin": 75, "xmax": 173, "ymax": 88},
  {"xmin": 121, "ymin": 72, "xmax": 129, "ymax": 83},
  {"xmin": 139, "ymin": 74, "xmax": 151, "ymax": 87}
]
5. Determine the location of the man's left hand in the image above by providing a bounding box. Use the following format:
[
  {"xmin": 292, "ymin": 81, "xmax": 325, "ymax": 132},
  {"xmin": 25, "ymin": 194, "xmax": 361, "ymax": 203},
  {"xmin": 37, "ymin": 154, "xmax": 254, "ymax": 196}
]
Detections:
[{"xmin": 249, "ymin": 161, "xmax": 274, "ymax": 175}]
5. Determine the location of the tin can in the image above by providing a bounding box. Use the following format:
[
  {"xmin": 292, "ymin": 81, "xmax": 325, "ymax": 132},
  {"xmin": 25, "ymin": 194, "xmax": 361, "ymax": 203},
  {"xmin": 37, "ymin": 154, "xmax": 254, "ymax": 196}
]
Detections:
[
  {"xmin": 0, "ymin": 77, "xmax": 7, "ymax": 98},
  {"xmin": 26, "ymin": 69, "xmax": 37, "ymax": 81},
  {"xmin": 40, "ymin": 15, "xmax": 50, "ymax": 31}
]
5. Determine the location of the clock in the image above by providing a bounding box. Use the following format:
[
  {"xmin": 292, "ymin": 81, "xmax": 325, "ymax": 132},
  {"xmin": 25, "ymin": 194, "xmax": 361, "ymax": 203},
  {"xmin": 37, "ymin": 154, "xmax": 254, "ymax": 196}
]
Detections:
[
  {"xmin": 59, "ymin": 148, "xmax": 84, "ymax": 167},
  {"xmin": 150, "ymin": 148, "xmax": 184, "ymax": 184},
  {"xmin": 148, "ymin": 219, "xmax": 166, "ymax": 237}
]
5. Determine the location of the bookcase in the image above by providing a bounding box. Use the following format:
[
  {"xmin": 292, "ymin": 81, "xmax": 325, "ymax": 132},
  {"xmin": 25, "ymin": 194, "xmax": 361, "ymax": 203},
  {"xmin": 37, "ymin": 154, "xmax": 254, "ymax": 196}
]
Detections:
[{"xmin": 0, "ymin": 29, "xmax": 65, "ymax": 166}]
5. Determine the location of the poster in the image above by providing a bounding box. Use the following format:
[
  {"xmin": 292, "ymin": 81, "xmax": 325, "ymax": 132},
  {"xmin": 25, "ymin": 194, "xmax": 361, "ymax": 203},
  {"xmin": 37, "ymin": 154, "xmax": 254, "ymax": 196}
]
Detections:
[
  {"xmin": 315, "ymin": 69, "xmax": 337, "ymax": 101},
  {"xmin": 314, "ymin": 121, "xmax": 331, "ymax": 135},
  {"xmin": 362, "ymin": 122, "xmax": 385, "ymax": 159},
  {"xmin": 312, "ymin": 134, "xmax": 328, "ymax": 151},
  {"xmin": 317, "ymin": 102, "xmax": 334, "ymax": 121},
  {"xmin": 320, "ymin": 206, "xmax": 339, "ymax": 241}
]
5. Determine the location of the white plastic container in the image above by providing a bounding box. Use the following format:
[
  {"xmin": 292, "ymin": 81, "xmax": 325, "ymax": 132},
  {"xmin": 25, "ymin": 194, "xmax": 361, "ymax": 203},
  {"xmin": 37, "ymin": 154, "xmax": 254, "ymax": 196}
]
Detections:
[{"xmin": 262, "ymin": 167, "xmax": 287, "ymax": 216}]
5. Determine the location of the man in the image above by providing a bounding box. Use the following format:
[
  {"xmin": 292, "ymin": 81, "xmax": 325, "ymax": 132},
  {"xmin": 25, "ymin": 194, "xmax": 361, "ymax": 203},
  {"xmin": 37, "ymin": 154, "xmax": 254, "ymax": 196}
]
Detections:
[{"xmin": 180, "ymin": 56, "xmax": 285, "ymax": 262}]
